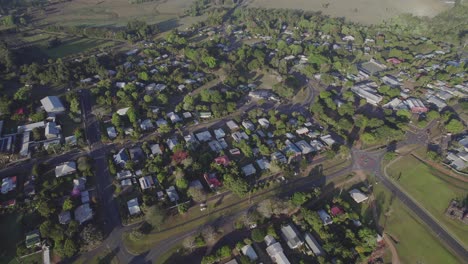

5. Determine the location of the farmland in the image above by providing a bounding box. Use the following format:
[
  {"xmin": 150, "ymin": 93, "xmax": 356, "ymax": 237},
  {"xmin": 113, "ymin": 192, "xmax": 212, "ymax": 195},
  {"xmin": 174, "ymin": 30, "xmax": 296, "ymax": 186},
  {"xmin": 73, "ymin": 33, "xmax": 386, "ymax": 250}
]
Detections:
[
  {"xmin": 386, "ymin": 156, "xmax": 468, "ymax": 248},
  {"xmin": 245, "ymin": 0, "xmax": 451, "ymax": 24}
]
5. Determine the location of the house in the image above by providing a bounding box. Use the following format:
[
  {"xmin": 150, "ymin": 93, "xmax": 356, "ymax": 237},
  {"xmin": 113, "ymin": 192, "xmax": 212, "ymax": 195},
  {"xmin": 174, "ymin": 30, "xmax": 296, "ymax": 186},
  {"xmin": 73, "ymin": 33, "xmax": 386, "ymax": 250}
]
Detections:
[
  {"xmin": 81, "ymin": 191, "xmax": 90, "ymax": 203},
  {"xmin": 156, "ymin": 119, "xmax": 168, "ymax": 127},
  {"xmin": 73, "ymin": 177, "xmax": 86, "ymax": 191},
  {"xmin": 167, "ymin": 112, "xmax": 181, "ymax": 123},
  {"xmin": 58, "ymin": 211, "xmax": 71, "ymax": 225},
  {"xmin": 74, "ymin": 203, "xmax": 93, "ymax": 224},
  {"xmin": 405, "ymin": 98, "xmax": 428, "ymax": 113},
  {"xmin": 232, "ymin": 131, "xmax": 249, "ymax": 142},
  {"xmin": 183, "ymin": 112, "xmax": 192, "ymax": 119},
  {"xmin": 310, "ymin": 140, "xmax": 324, "ymax": 152},
  {"xmin": 242, "ymin": 164, "xmax": 257, "ymax": 176},
  {"xmin": 318, "ymin": 209, "xmax": 333, "ymax": 225},
  {"xmin": 256, "ymin": 157, "xmax": 271, "ymax": 170},
  {"xmin": 116, "ymin": 107, "xmax": 130, "ymax": 116},
  {"xmin": 351, "ymin": 83, "xmax": 383, "ymax": 105},
  {"xmin": 330, "ymin": 205, "xmax": 344, "ymax": 216},
  {"xmin": 281, "ymin": 224, "xmax": 303, "ymax": 249},
  {"xmin": 258, "ymin": 118, "xmax": 270, "ymax": 128},
  {"xmin": 271, "ymin": 151, "xmax": 287, "ymax": 164},
  {"xmin": 427, "ymin": 95, "xmax": 447, "ymax": 110},
  {"xmin": 129, "ymin": 147, "xmax": 145, "ymax": 162},
  {"xmin": 25, "ymin": 230, "xmax": 41, "ymax": 248},
  {"xmin": 304, "ymin": 232, "xmax": 324, "ymax": 256},
  {"xmin": 226, "ymin": 120, "xmax": 239, "ymax": 131},
  {"xmin": 65, "ymin": 135, "xmax": 77, "ymax": 146},
  {"xmin": 139, "ymin": 176, "xmax": 155, "ymax": 190},
  {"xmin": 283, "ymin": 141, "xmax": 302, "ymax": 159},
  {"xmin": 114, "ymin": 148, "xmax": 129, "ymax": 167},
  {"xmin": 17, "ymin": 121, "xmax": 45, "ymax": 133},
  {"xmin": 107, "ymin": 126, "xmax": 118, "ymax": 139},
  {"xmin": 265, "ymin": 236, "xmax": 291, "ymax": 264},
  {"xmin": 295, "ymin": 140, "xmax": 313, "ymax": 155},
  {"xmin": 242, "ymin": 120, "xmax": 255, "ymax": 131},
  {"xmin": 121, "ymin": 179, "xmax": 132, "ymax": 186},
  {"xmin": 55, "ymin": 162, "xmax": 77, "ymax": 178},
  {"xmin": 189, "ymin": 180, "xmax": 203, "ymax": 190},
  {"xmin": 214, "ymin": 155, "xmax": 230, "ymax": 166},
  {"xmin": 127, "ymin": 198, "xmax": 141, "ymax": 215},
  {"xmin": 116, "ymin": 82, "xmax": 126, "ymax": 89},
  {"xmin": 358, "ymin": 59, "xmax": 387, "ymax": 76},
  {"xmin": 349, "ymin": 189, "xmax": 369, "ymax": 203},
  {"xmin": 166, "ymin": 138, "xmax": 178, "ymax": 151},
  {"xmin": 116, "ymin": 170, "xmax": 133, "ymax": 180},
  {"xmin": 241, "ymin": 244, "xmax": 258, "ymax": 261},
  {"xmin": 196, "ymin": 131, "xmax": 213, "ymax": 142},
  {"xmin": 150, "ymin": 144, "xmax": 163, "ymax": 155},
  {"xmin": 1, "ymin": 176, "xmax": 16, "ymax": 194},
  {"xmin": 204, "ymin": 173, "xmax": 222, "ymax": 188},
  {"xmin": 381, "ymin": 75, "xmax": 401, "ymax": 87},
  {"xmin": 213, "ymin": 128, "xmax": 226, "ymax": 139},
  {"xmin": 320, "ymin": 135, "xmax": 336, "ymax": 146},
  {"xmin": 166, "ymin": 186, "xmax": 180, "ymax": 202},
  {"xmin": 140, "ymin": 119, "xmax": 154, "ymax": 131},
  {"xmin": 199, "ymin": 112, "xmax": 212, "ymax": 119},
  {"xmin": 296, "ymin": 127, "xmax": 309, "ymax": 135},
  {"xmin": 40, "ymin": 96, "xmax": 65, "ymax": 113},
  {"xmin": 45, "ymin": 122, "xmax": 60, "ymax": 139}
]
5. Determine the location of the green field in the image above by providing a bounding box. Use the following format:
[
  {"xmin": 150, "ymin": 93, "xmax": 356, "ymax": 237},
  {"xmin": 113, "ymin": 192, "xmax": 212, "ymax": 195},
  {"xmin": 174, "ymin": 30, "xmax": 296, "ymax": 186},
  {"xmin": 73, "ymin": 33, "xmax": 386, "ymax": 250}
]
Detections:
[
  {"xmin": 386, "ymin": 156, "xmax": 468, "ymax": 248},
  {"xmin": 41, "ymin": 38, "xmax": 117, "ymax": 59},
  {"xmin": 372, "ymin": 183, "xmax": 460, "ymax": 264}
]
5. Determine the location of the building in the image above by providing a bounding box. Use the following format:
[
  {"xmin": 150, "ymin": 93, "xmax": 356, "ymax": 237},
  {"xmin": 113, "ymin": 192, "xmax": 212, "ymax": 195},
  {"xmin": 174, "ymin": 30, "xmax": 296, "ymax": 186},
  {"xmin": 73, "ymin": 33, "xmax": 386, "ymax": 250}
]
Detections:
[
  {"xmin": 281, "ymin": 224, "xmax": 304, "ymax": 249},
  {"xmin": 196, "ymin": 131, "xmax": 213, "ymax": 142},
  {"xmin": 258, "ymin": 118, "xmax": 270, "ymax": 128},
  {"xmin": 74, "ymin": 203, "xmax": 93, "ymax": 224},
  {"xmin": 256, "ymin": 157, "xmax": 271, "ymax": 170},
  {"xmin": 226, "ymin": 120, "xmax": 239, "ymax": 131},
  {"xmin": 127, "ymin": 198, "xmax": 141, "ymax": 215},
  {"xmin": 242, "ymin": 120, "xmax": 255, "ymax": 131},
  {"xmin": 107, "ymin": 126, "xmax": 117, "ymax": 139},
  {"xmin": 1, "ymin": 176, "xmax": 17, "ymax": 194},
  {"xmin": 349, "ymin": 189, "xmax": 369, "ymax": 203},
  {"xmin": 167, "ymin": 112, "xmax": 181, "ymax": 123},
  {"xmin": 140, "ymin": 119, "xmax": 154, "ymax": 131},
  {"xmin": 427, "ymin": 95, "xmax": 447, "ymax": 110},
  {"xmin": 25, "ymin": 230, "xmax": 41, "ymax": 248},
  {"xmin": 242, "ymin": 164, "xmax": 257, "ymax": 176},
  {"xmin": 241, "ymin": 244, "xmax": 258, "ymax": 261},
  {"xmin": 405, "ymin": 98, "xmax": 428, "ymax": 113},
  {"xmin": 139, "ymin": 176, "xmax": 155, "ymax": 190},
  {"xmin": 166, "ymin": 138, "xmax": 178, "ymax": 151},
  {"xmin": 271, "ymin": 151, "xmax": 287, "ymax": 164},
  {"xmin": 45, "ymin": 122, "xmax": 60, "ymax": 139},
  {"xmin": 318, "ymin": 209, "xmax": 333, "ymax": 225},
  {"xmin": 358, "ymin": 59, "xmax": 387, "ymax": 76},
  {"xmin": 304, "ymin": 232, "xmax": 324, "ymax": 256},
  {"xmin": 58, "ymin": 211, "xmax": 71, "ymax": 225},
  {"xmin": 129, "ymin": 147, "xmax": 145, "ymax": 162},
  {"xmin": 116, "ymin": 170, "xmax": 133, "ymax": 180},
  {"xmin": 55, "ymin": 162, "xmax": 77, "ymax": 178},
  {"xmin": 213, "ymin": 128, "xmax": 226, "ymax": 139},
  {"xmin": 295, "ymin": 140, "xmax": 313, "ymax": 154},
  {"xmin": 40, "ymin": 96, "xmax": 65, "ymax": 113},
  {"xmin": 351, "ymin": 83, "xmax": 383, "ymax": 105},
  {"xmin": 265, "ymin": 236, "xmax": 291, "ymax": 264},
  {"xmin": 320, "ymin": 135, "xmax": 336, "ymax": 146},
  {"xmin": 150, "ymin": 144, "xmax": 163, "ymax": 155},
  {"xmin": 166, "ymin": 186, "xmax": 179, "ymax": 202},
  {"xmin": 113, "ymin": 148, "xmax": 129, "ymax": 167}
]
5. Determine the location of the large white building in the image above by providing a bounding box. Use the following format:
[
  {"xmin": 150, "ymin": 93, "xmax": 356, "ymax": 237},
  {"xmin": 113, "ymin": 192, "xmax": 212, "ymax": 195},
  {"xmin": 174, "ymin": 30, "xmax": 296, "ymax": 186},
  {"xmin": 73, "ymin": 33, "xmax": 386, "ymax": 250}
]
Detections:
[{"xmin": 40, "ymin": 96, "xmax": 65, "ymax": 114}]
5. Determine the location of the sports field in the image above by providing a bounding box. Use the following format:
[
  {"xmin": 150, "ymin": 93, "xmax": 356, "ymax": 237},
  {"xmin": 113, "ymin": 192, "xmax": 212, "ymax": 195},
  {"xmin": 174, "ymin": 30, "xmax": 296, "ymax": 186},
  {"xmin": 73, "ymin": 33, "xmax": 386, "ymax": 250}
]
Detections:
[
  {"xmin": 245, "ymin": 0, "xmax": 451, "ymax": 24},
  {"xmin": 386, "ymin": 156, "xmax": 468, "ymax": 248}
]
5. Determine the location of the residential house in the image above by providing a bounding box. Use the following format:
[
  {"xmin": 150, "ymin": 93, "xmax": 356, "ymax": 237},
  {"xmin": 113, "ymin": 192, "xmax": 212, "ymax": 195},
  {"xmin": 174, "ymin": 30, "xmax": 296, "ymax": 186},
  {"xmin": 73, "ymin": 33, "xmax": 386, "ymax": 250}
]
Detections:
[
  {"xmin": 258, "ymin": 118, "xmax": 270, "ymax": 128},
  {"xmin": 349, "ymin": 189, "xmax": 369, "ymax": 203},
  {"xmin": 140, "ymin": 119, "xmax": 154, "ymax": 131},
  {"xmin": 271, "ymin": 151, "xmax": 287, "ymax": 164},
  {"xmin": 166, "ymin": 186, "xmax": 180, "ymax": 202},
  {"xmin": 107, "ymin": 126, "xmax": 118, "ymax": 139},
  {"xmin": 226, "ymin": 120, "xmax": 239, "ymax": 131},
  {"xmin": 150, "ymin": 144, "xmax": 163, "ymax": 155},
  {"xmin": 167, "ymin": 112, "xmax": 181, "ymax": 123},
  {"xmin": 296, "ymin": 127, "xmax": 309, "ymax": 135},
  {"xmin": 127, "ymin": 198, "xmax": 141, "ymax": 215},
  {"xmin": 139, "ymin": 176, "xmax": 155, "ymax": 190},
  {"xmin": 196, "ymin": 131, "xmax": 213, "ymax": 142},
  {"xmin": 116, "ymin": 170, "xmax": 133, "ymax": 180},
  {"xmin": 40, "ymin": 96, "xmax": 65, "ymax": 114},
  {"xmin": 213, "ymin": 128, "xmax": 226, "ymax": 139},
  {"xmin": 45, "ymin": 122, "xmax": 60, "ymax": 139},
  {"xmin": 204, "ymin": 173, "xmax": 222, "ymax": 188},
  {"xmin": 232, "ymin": 131, "xmax": 249, "ymax": 142},
  {"xmin": 405, "ymin": 98, "xmax": 428, "ymax": 113},
  {"xmin": 241, "ymin": 244, "xmax": 258, "ymax": 261},
  {"xmin": 320, "ymin": 135, "xmax": 336, "ymax": 146},
  {"xmin": 295, "ymin": 140, "xmax": 313, "ymax": 155},
  {"xmin": 265, "ymin": 235, "xmax": 291, "ymax": 264},
  {"xmin": 318, "ymin": 209, "xmax": 333, "ymax": 226},
  {"xmin": 281, "ymin": 224, "xmax": 304, "ymax": 249},
  {"xmin": 310, "ymin": 140, "xmax": 324, "ymax": 152},
  {"xmin": 74, "ymin": 203, "xmax": 93, "ymax": 224},
  {"xmin": 427, "ymin": 95, "xmax": 447, "ymax": 110},
  {"xmin": 25, "ymin": 230, "xmax": 41, "ymax": 248},
  {"xmin": 116, "ymin": 107, "xmax": 130, "ymax": 116},
  {"xmin": 55, "ymin": 162, "xmax": 76, "ymax": 178},
  {"xmin": 304, "ymin": 232, "xmax": 324, "ymax": 256},
  {"xmin": 214, "ymin": 155, "xmax": 230, "ymax": 166},
  {"xmin": 166, "ymin": 138, "xmax": 178, "ymax": 151},
  {"xmin": 1, "ymin": 176, "xmax": 16, "ymax": 194},
  {"xmin": 256, "ymin": 157, "xmax": 271, "ymax": 170},
  {"xmin": 199, "ymin": 112, "xmax": 212, "ymax": 119},
  {"xmin": 129, "ymin": 147, "xmax": 145, "ymax": 162},
  {"xmin": 242, "ymin": 120, "xmax": 255, "ymax": 131},
  {"xmin": 114, "ymin": 148, "xmax": 129, "ymax": 168},
  {"xmin": 242, "ymin": 164, "xmax": 257, "ymax": 177},
  {"xmin": 58, "ymin": 211, "xmax": 71, "ymax": 225}
]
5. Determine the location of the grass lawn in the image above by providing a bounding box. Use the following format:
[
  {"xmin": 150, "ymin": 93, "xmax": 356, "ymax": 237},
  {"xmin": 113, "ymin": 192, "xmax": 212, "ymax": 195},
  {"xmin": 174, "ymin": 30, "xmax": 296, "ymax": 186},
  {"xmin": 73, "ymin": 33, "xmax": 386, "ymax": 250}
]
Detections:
[
  {"xmin": 41, "ymin": 38, "xmax": 116, "ymax": 59},
  {"xmin": 386, "ymin": 156, "xmax": 468, "ymax": 248},
  {"xmin": 372, "ymin": 182, "xmax": 460, "ymax": 264},
  {"xmin": 9, "ymin": 252, "xmax": 43, "ymax": 264}
]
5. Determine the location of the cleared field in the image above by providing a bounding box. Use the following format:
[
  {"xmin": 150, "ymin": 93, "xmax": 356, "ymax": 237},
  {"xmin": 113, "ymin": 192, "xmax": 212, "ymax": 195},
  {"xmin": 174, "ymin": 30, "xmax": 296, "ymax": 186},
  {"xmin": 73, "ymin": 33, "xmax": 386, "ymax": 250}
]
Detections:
[
  {"xmin": 387, "ymin": 156, "xmax": 468, "ymax": 248},
  {"xmin": 373, "ymin": 183, "xmax": 460, "ymax": 264},
  {"xmin": 245, "ymin": 0, "xmax": 451, "ymax": 24},
  {"xmin": 41, "ymin": 37, "xmax": 116, "ymax": 59},
  {"xmin": 36, "ymin": 0, "xmax": 204, "ymax": 29}
]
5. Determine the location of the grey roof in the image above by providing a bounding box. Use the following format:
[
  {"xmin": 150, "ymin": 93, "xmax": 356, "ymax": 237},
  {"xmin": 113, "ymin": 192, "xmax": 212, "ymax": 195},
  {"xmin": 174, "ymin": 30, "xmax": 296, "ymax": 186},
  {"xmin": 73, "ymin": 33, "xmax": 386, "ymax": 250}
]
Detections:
[
  {"xmin": 281, "ymin": 224, "xmax": 303, "ymax": 249},
  {"xmin": 304, "ymin": 232, "xmax": 324, "ymax": 256},
  {"xmin": 41, "ymin": 96, "xmax": 65, "ymax": 113},
  {"xmin": 74, "ymin": 203, "xmax": 93, "ymax": 224},
  {"xmin": 55, "ymin": 162, "xmax": 76, "ymax": 177}
]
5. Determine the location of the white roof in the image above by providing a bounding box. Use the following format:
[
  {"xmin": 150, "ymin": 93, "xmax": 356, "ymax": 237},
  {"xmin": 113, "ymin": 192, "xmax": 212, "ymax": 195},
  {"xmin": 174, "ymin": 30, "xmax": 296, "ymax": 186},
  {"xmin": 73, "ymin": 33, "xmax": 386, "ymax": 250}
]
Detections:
[
  {"xmin": 241, "ymin": 245, "xmax": 258, "ymax": 261},
  {"xmin": 226, "ymin": 120, "xmax": 239, "ymax": 131},
  {"xmin": 127, "ymin": 198, "xmax": 141, "ymax": 215},
  {"xmin": 107, "ymin": 126, "xmax": 117, "ymax": 139},
  {"xmin": 55, "ymin": 162, "xmax": 76, "ymax": 177},
  {"xmin": 150, "ymin": 144, "xmax": 162, "ymax": 155},
  {"xmin": 139, "ymin": 176, "xmax": 154, "ymax": 190},
  {"xmin": 304, "ymin": 232, "xmax": 324, "ymax": 256},
  {"xmin": 117, "ymin": 107, "xmax": 130, "ymax": 116},
  {"xmin": 349, "ymin": 188, "xmax": 369, "ymax": 203},
  {"xmin": 40, "ymin": 96, "xmax": 65, "ymax": 113}
]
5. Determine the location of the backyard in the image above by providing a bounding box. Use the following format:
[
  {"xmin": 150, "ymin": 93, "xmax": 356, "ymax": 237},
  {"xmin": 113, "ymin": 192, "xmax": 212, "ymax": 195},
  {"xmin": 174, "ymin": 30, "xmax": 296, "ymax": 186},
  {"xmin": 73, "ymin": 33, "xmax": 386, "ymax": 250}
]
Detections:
[{"xmin": 386, "ymin": 156, "xmax": 468, "ymax": 248}]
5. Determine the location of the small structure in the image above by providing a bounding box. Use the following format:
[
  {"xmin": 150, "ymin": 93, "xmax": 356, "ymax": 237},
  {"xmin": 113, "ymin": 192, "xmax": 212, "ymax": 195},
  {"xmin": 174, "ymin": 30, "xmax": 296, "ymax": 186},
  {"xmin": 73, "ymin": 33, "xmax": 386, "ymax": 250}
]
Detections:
[
  {"xmin": 304, "ymin": 232, "xmax": 324, "ymax": 256},
  {"xmin": 127, "ymin": 198, "xmax": 141, "ymax": 215},
  {"xmin": 45, "ymin": 122, "xmax": 60, "ymax": 139},
  {"xmin": 139, "ymin": 176, "xmax": 155, "ymax": 190},
  {"xmin": 258, "ymin": 118, "xmax": 270, "ymax": 128},
  {"xmin": 150, "ymin": 144, "xmax": 163, "ymax": 155},
  {"xmin": 74, "ymin": 203, "xmax": 93, "ymax": 224},
  {"xmin": 25, "ymin": 230, "xmax": 41, "ymax": 248},
  {"xmin": 116, "ymin": 170, "xmax": 133, "ymax": 180},
  {"xmin": 116, "ymin": 107, "xmax": 130, "ymax": 116},
  {"xmin": 40, "ymin": 96, "xmax": 65, "ymax": 114},
  {"xmin": 242, "ymin": 120, "xmax": 255, "ymax": 131},
  {"xmin": 58, "ymin": 211, "xmax": 71, "ymax": 225},
  {"xmin": 213, "ymin": 128, "xmax": 226, "ymax": 139},
  {"xmin": 214, "ymin": 155, "xmax": 230, "ymax": 166},
  {"xmin": 114, "ymin": 148, "xmax": 129, "ymax": 167},
  {"xmin": 1, "ymin": 176, "xmax": 17, "ymax": 194},
  {"xmin": 107, "ymin": 126, "xmax": 117, "ymax": 139},
  {"xmin": 295, "ymin": 140, "xmax": 313, "ymax": 155},
  {"xmin": 166, "ymin": 186, "xmax": 180, "ymax": 202},
  {"xmin": 265, "ymin": 235, "xmax": 291, "ymax": 264},
  {"xmin": 330, "ymin": 205, "xmax": 344, "ymax": 217},
  {"xmin": 241, "ymin": 244, "xmax": 258, "ymax": 261},
  {"xmin": 281, "ymin": 224, "xmax": 303, "ymax": 249},
  {"xmin": 166, "ymin": 138, "xmax": 178, "ymax": 151},
  {"xmin": 242, "ymin": 164, "xmax": 257, "ymax": 177},
  {"xmin": 167, "ymin": 112, "xmax": 181, "ymax": 123},
  {"xmin": 204, "ymin": 173, "xmax": 222, "ymax": 188},
  {"xmin": 129, "ymin": 147, "xmax": 145, "ymax": 162},
  {"xmin": 196, "ymin": 131, "xmax": 213, "ymax": 142},
  {"xmin": 318, "ymin": 209, "xmax": 333, "ymax": 226},
  {"xmin": 140, "ymin": 119, "xmax": 154, "ymax": 131},
  {"xmin": 256, "ymin": 157, "xmax": 271, "ymax": 170},
  {"xmin": 445, "ymin": 200, "xmax": 468, "ymax": 224},
  {"xmin": 55, "ymin": 162, "xmax": 77, "ymax": 178},
  {"xmin": 320, "ymin": 135, "xmax": 336, "ymax": 146},
  {"xmin": 349, "ymin": 189, "xmax": 369, "ymax": 203},
  {"xmin": 226, "ymin": 120, "xmax": 239, "ymax": 131}
]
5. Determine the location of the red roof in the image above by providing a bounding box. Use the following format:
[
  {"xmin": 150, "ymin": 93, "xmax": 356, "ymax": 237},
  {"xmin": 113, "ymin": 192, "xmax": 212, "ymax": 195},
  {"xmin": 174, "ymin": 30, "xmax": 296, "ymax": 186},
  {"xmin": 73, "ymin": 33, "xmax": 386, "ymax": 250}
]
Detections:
[
  {"xmin": 204, "ymin": 173, "xmax": 222, "ymax": 188},
  {"xmin": 16, "ymin": 108, "xmax": 25, "ymax": 115},
  {"xmin": 2, "ymin": 199, "xmax": 16, "ymax": 207},
  {"xmin": 330, "ymin": 206, "xmax": 344, "ymax": 216},
  {"xmin": 386, "ymin": 58, "xmax": 402, "ymax": 64},
  {"xmin": 214, "ymin": 155, "xmax": 230, "ymax": 166}
]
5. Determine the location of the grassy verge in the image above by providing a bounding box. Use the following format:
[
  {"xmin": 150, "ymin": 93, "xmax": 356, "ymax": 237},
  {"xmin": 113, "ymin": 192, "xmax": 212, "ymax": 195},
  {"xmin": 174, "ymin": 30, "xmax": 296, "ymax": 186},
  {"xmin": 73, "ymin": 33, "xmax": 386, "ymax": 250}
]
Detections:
[
  {"xmin": 386, "ymin": 156, "xmax": 468, "ymax": 248},
  {"xmin": 372, "ymin": 181, "xmax": 460, "ymax": 263}
]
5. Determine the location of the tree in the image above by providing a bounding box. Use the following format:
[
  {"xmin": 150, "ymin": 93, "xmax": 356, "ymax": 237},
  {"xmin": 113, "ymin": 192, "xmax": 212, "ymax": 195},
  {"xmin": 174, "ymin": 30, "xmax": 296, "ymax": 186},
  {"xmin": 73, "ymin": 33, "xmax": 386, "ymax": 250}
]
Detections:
[
  {"xmin": 127, "ymin": 107, "xmax": 138, "ymax": 124},
  {"xmin": 111, "ymin": 113, "xmax": 122, "ymax": 127},
  {"xmin": 290, "ymin": 192, "xmax": 310, "ymax": 207},
  {"xmin": 69, "ymin": 97, "xmax": 80, "ymax": 114},
  {"xmin": 251, "ymin": 228, "xmax": 265, "ymax": 243},
  {"xmin": 63, "ymin": 239, "xmax": 77, "ymax": 257},
  {"xmin": 62, "ymin": 198, "xmax": 73, "ymax": 211},
  {"xmin": 37, "ymin": 199, "xmax": 55, "ymax": 217},
  {"xmin": 178, "ymin": 203, "xmax": 189, "ymax": 214},
  {"xmin": 13, "ymin": 86, "xmax": 31, "ymax": 101},
  {"xmin": 80, "ymin": 224, "xmax": 103, "ymax": 247},
  {"xmin": 145, "ymin": 205, "xmax": 166, "ymax": 231},
  {"xmin": 202, "ymin": 225, "xmax": 217, "ymax": 243},
  {"xmin": 216, "ymin": 245, "xmax": 231, "ymax": 259},
  {"xmin": 223, "ymin": 174, "xmax": 249, "ymax": 197},
  {"xmin": 187, "ymin": 187, "xmax": 206, "ymax": 202},
  {"xmin": 176, "ymin": 178, "xmax": 188, "ymax": 190},
  {"xmin": 183, "ymin": 235, "xmax": 197, "ymax": 252},
  {"xmin": 445, "ymin": 119, "xmax": 464, "ymax": 134},
  {"xmin": 396, "ymin": 109, "xmax": 411, "ymax": 120}
]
